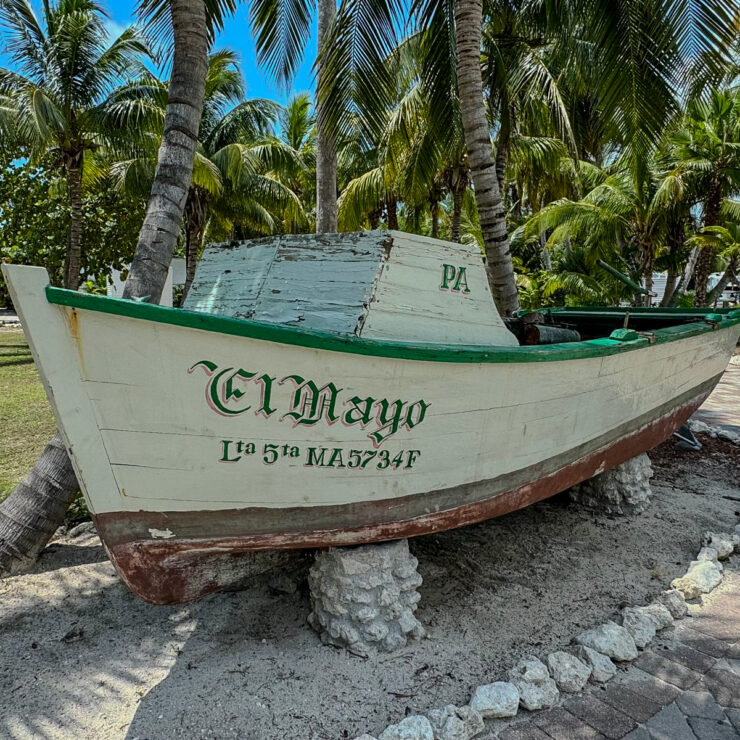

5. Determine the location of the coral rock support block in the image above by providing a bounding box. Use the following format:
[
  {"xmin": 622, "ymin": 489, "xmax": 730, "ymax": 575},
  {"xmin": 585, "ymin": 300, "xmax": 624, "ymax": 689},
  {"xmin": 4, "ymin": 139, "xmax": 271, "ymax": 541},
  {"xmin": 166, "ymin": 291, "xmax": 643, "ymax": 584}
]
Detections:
[
  {"xmin": 569, "ymin": 452, "xmax": 653, "ymax": 515},
  {"xmin": 308, "ymin": 539, "xmax": 426, "ymax": 655}
]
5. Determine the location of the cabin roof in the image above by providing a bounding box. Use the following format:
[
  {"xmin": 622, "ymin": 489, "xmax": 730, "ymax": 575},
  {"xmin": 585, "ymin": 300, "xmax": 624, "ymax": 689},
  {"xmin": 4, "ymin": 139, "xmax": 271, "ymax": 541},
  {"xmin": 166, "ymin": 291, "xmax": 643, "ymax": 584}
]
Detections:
[{"xmin": 182, "ymin": 230, "xmax": 520, "ymax": 347}]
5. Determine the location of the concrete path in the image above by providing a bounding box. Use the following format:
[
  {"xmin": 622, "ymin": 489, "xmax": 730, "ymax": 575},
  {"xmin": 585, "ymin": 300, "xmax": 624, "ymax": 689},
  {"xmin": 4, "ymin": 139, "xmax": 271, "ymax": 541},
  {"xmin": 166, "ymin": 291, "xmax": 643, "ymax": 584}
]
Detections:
[
  {"xmin": 694, "ymin": 357, "xmax": 740, "ymax": 434},
  {"xmin": 498, "ymin": 564, "xmax": 740, "ymax": 740},
  {"xmin": 0, "ymin": 311, "xmax": 20, "ymax": 327}
]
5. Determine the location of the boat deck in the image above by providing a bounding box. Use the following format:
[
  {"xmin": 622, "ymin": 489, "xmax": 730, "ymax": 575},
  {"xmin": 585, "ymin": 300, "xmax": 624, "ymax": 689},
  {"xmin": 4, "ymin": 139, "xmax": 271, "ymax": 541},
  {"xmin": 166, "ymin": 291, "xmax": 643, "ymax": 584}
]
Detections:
[{"xmin": 516, "ymin": 306, "xmax": 740, "ymax": 341}]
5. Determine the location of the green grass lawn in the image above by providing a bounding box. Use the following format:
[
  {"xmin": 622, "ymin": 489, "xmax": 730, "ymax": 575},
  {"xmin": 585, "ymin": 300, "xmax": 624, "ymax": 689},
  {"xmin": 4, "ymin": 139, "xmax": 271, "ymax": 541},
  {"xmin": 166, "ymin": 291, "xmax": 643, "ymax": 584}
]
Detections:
[{"xmin": 0, "ymin": 330, "xmax": 56, "ymax": 501}]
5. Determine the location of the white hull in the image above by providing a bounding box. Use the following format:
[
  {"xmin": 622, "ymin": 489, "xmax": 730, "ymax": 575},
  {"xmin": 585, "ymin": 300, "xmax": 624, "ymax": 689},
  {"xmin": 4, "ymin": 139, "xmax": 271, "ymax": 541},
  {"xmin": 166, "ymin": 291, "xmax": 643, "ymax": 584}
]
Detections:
[{"xmin": 5, "ymin": 264, "xmax": 739, "ymax": 603}]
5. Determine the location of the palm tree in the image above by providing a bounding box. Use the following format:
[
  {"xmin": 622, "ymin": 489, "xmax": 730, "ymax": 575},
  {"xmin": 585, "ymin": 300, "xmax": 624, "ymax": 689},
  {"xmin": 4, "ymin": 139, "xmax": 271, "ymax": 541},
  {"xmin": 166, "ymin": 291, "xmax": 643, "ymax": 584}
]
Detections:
[
  {"xmin": 113, "ymin": 51, "xmax": 307, "ymax": 296},
  {"xmin": 315, "ymin": 0, "xmax": 338, "ymax": 231},
  {"xmin": 687, "ymin": 222, "xmax": 740, "ymax": 305},
  {"xmin": 338, "ymin": 37, "xmax": 471, "ymax": 240},
  {"xmin": 482, "ymin": 0, "xmax": 578, "ymax": 204},
  {"xmin": 0, "ymin": 0, "xmax": 149, "ymax": 289},
  {"xmin": 122, "ymin": 0, "xmax": 213, "ymax": 301},
  {"xmin": 0, "ymin": 0, "xmax": 155, "ymax": 576},
  {"xmin": 523, "ymin": 161, "xmax": 692, "ymax": 305},
  {"xmin": 317, "ymin": 0, "xmax": 737, "ymax": 314},
  {"xmin": 0, "ymin": 0, "xmax": 218, "ymax": 576},
  {"xmin": 671, "ymin": 89, "xmax": 740, "ymax": 305},
  {"xmin": 262, "ymin": 93, "xmax": 317, "ymax": 230},
  {"xmin": 250, "ymin": 0, "xmax": 338, "ymax": 231}
]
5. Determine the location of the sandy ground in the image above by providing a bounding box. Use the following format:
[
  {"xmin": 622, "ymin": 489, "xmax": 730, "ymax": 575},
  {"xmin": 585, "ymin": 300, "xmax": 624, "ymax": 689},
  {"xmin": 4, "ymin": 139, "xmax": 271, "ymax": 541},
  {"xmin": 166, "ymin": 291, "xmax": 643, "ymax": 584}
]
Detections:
[{"xmin": 1, "ymin": 433, "xmax": 737, "ymax": 740}]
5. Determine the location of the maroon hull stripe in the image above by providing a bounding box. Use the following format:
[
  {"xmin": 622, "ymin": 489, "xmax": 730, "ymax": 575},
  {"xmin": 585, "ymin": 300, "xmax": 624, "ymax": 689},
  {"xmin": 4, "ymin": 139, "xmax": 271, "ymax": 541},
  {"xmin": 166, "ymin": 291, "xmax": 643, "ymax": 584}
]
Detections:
[{"xmin": 93, "ymin": 376, "xmax": 720, "ymax": 604}]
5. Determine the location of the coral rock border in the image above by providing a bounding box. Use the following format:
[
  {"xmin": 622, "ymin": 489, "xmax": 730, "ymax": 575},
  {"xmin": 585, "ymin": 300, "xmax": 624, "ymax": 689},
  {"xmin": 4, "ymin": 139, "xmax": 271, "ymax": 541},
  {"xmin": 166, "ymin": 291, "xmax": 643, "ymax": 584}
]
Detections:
[{"xmin": 354, "ymin": 524, "xmax": 740, "ymax": 740}]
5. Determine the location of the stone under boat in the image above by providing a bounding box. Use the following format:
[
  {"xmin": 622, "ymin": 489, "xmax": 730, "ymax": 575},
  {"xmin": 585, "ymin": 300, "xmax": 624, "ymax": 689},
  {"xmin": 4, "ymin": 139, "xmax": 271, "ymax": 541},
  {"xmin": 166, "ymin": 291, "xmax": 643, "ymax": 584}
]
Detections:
[{"xmin": 3, "ymin": 230, "xmax": 739, "ymax": 604}]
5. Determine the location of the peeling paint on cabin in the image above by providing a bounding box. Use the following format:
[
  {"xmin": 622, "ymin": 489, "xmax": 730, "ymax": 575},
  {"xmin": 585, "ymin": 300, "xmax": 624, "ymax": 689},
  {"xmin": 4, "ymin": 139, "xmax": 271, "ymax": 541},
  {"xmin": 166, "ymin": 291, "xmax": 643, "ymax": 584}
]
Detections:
[
  {"xmin": 184, "ymin": 230, "xmax": 519, "ymax": 347},
  {"xmin": 184, "ymin": 233, "xmax": 384, "ymax": 333}
]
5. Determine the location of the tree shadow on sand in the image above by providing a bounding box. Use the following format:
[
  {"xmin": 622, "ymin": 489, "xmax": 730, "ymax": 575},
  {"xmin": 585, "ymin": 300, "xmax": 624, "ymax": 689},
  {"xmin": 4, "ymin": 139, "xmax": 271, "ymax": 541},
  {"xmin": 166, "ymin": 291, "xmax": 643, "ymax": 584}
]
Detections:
[{"xmin": 0, "ymin": 552, "xmax": 195, "ymax": 740}]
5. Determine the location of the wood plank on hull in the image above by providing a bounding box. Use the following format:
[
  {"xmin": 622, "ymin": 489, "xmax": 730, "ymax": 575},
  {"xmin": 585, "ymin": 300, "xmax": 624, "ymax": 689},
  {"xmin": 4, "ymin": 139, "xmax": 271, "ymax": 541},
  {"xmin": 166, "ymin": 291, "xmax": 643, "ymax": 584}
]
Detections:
[
  {"xmin": 0, "ymin": 268, "xmax": 124, "ymax": 515},
  {"xmin": 73, "ymin": 320, "xmax": 730, "ymax": 513},
  {"xmin": 4, "ymin": 264, "xmax": 739, "ymax": 536},
  {"xmin": 97, "ymin": 384, "xmax": 714, "ymax": 604},
  {"xmin": 95, "ymin": 374, "xmax": 719, "ymax": 524}
]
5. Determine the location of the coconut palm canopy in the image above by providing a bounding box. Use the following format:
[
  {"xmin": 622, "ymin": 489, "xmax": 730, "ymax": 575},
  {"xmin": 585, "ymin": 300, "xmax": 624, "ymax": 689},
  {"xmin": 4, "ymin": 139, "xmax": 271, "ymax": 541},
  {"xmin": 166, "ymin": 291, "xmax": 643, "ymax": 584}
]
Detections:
[
  {"xmin": 0, "ymin": 0, "xmax": 151, "ymax": 288},
  {"xmin": 1, "ymin": 0, "xmax": 740, "ymax": 307}
]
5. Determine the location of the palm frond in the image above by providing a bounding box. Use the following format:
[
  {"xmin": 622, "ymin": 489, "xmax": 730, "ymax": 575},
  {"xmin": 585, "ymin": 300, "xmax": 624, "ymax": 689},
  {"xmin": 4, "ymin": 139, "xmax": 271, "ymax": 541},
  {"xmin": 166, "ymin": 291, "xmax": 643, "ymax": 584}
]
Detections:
[
  {"xmin": 249, "ymin": 0, "xmax": 315, "ymax": 86},
  {"xmin": 316, "ymin": 0, "xmax": 404, "ymax": 140},
  {"xmin": 338, "ymin": 166, "xmax": 386, "ymax": 229}
]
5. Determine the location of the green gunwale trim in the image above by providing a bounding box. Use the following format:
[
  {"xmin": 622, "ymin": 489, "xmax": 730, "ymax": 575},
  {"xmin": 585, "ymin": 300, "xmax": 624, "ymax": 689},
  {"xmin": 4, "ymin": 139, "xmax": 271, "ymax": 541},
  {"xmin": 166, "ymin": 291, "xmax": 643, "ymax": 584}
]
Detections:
[
  {"xmin": 45, "ymin": 286, "xmax": 740, "ymax": 365},
  {"xmin": 538, "ymin": 305, "xmax": 738, "ymax": 316}
]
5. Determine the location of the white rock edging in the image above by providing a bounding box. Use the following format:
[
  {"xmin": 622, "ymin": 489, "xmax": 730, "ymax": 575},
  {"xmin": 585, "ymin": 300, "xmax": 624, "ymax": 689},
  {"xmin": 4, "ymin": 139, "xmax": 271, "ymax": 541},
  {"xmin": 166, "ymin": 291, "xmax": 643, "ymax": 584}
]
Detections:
[
  {"xmin": 378, "ymin": 715, "xmax": 434, "ymax": 740},
  {"xmin": 469, "ymin": 682, "xmax": 519, "ymax": 719},
  {"xmin": 508, "ymin": 656, "xmax": 560, "ymax": 711},
  {"xmin": 688, "ymin": 419, "xmax": 740, "ymax": 445},
  {"xmin": 659, "ymin": 589, "xmax": 688, "ymax": 618},
  {"xmin": 671, "ymin": 559, "xmax": 723, "ymax": 599},
  {"xmin": 546, "ymin": 651, "xmax": 592, "ymax": 693},
  {"xmin": 573, "ymin": 645, "xmax": 617, "ymax": 683},
  {"xmin": 621, "ymin": 603, "xmax": 674, "ymax": 648},
  {"xmin": 703, "ymin": 531, "xmax": 735, "ymax": 560},
  {"xmin": 427, "ymin": 705, "xmax": 484, "ymax": 739},
  {"xmin": 575, "ymin": 621, "xmax": 638, "ymax": 662},
  {"xmin": 360, "ymin": 521, "xmax": 734, "ymax": 740},
  {"xmin": 621, "ymin": 607, "xmax": 657, "ymax": 649}
]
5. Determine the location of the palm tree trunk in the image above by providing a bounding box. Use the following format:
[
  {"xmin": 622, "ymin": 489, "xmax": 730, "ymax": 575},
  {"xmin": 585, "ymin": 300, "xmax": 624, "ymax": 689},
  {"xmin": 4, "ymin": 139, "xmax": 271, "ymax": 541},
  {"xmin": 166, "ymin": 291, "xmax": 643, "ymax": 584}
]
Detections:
[
  {"xmin": 511, "ymin": 181, "xmax": 522, "ymax": 219},
  {"xmin": 660, "ymin": 269, "xmax": 678, "ymax": 307},
  {"xmin": 540, "ymin": 231, "xmax": 552, "ymax": 271},
  {"xmin": 315, "ymin": 0, "xmax": 338, "ymax": 233},
  {"xmin": 182, "ymin": 188, "xmax": 207, "ymax": 302},
  {"xmin": 706, "ymin": 256, "xmax": 737, "ymax": 305},
  {"xmin": 455, "ymin": 0, "xmax": 519, "ymax": 315},
  {"xmin": 538, "ymin": 194, "xmax": 552, "ymax": 271},
  {"xmin": 693, "ymin": 246, "xmax": 715, "ymax": 306},
  {"xmin": 495, "ymin": 128, "xmax": 509, "ymax": 195},
  {"xmin": 672, "ymin": 245, "xmax": 700, "ymax": 305},
  {"xmin": 64, "ymin": 161, "xmax": 83, "ymax": 290},
  {"xmin": 451, "ymin": 187, "xmax": 463, "ymax": 243},
  {"xmin": 430, "ymin": 200, "xmax": 439, "ymax": 238},
  {"xmin": 386, "ymin": 198, "xmax": 398, "ymax": 230},
  {"xmin": 0, "ymin": 0, "xmax": 210, "ymax": 578},
  {"xmin": 641, "ymin": 245, "xmax": 654, "ymax": 307},
  {"xmin": 123, "ymin": 0, "xmax": 209, "ymax": 303},
  {"xmin": 0, "ymin": 435, "xmax": 79, "ymax": 577},
  {"xmin": 694, "ymin": 177, "xmax": 722, "ymax": 307},
  {"xmin": 182, "ymin": 220, "xmax": 204, "ymax": 302}
]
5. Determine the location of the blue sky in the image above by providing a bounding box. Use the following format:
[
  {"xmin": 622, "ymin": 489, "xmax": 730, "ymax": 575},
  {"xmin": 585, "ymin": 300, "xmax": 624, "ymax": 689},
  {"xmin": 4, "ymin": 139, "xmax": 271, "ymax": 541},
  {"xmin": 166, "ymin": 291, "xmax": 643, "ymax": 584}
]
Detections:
[
  {"xmin": 2, "ymin": 0, "xmax": 318, "ymax": 104},
  {"xmin": 107, "ymin": 0, "xmax": 318, "ymax": 102}
]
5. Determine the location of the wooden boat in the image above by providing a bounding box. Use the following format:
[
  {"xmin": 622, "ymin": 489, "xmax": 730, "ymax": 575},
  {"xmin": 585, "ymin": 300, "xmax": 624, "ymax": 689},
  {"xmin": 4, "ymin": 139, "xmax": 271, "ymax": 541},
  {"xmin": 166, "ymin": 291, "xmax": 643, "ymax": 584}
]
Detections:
[{"xmin": 4, "ymin": 231, "xmax": 739, "ymax": 604}]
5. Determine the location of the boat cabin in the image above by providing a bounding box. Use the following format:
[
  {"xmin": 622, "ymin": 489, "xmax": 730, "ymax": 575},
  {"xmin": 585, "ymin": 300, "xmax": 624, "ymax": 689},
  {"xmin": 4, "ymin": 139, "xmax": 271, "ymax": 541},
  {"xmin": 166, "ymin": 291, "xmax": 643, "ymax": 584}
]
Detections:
[{"xmin": 184, "ymin": 230, "xmax": 520, "ymax": 347}]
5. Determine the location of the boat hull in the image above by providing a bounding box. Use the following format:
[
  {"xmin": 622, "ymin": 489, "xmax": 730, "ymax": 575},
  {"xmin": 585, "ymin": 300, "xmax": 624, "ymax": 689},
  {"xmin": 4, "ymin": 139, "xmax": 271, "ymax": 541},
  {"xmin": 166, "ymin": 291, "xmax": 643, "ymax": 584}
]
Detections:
[
  {"xmin": 98, "ymin": 379, "xmax": 714, "ymax": 604},
  {"xmin": 4, "ymin": 265, "xmax": 739, "ymax": 604}
]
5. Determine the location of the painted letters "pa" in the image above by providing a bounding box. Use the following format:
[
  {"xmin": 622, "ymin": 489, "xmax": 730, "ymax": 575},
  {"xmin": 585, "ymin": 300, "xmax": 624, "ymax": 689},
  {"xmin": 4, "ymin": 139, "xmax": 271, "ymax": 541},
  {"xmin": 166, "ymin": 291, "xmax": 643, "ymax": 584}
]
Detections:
[{"xmin": 440, "ymin": 263, "xmax": 471, "ymax": 294}]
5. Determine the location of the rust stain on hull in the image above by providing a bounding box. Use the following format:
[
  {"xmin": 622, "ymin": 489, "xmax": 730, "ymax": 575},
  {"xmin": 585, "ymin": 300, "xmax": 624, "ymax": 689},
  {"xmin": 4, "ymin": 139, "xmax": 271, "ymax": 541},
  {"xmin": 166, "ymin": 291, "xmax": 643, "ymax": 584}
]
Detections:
[
  {"xmin": 95, "ymin": 388, "xmax": 710, "ymax": 605},
  {"xmin": 65, "ymin": 308, "xmax": 88, "ymax": 379}
]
